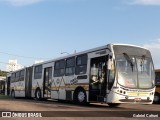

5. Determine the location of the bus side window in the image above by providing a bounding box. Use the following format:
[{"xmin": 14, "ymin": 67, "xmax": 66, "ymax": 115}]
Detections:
[
  {"xmin": 15, "ymin": 72, "xmax": 20, "ymax": 82},
  {"xmin": 54, "ymin": 60, "xmax": 65, "ymax": 77},
  {"xmin": 108, "ymin": 61, "xmax": 115, "ymax": 90},
  {"xmin": 20, "ymin": 70, "xmax": 24, "ymax": 81},
  {"xmin": 65, "ymin": 57, "xmax": 75, "ymax": 76},
  {"xmin": 34, "ymin": 65, "xmax": 43, "ymax": 79},
  {"xmin": 75, "ymin": 54, "xmax": 87, "ymax": 75},
  {"xmin": 11, "ymin": 73, "xmax": 15, "ymax": 83}
]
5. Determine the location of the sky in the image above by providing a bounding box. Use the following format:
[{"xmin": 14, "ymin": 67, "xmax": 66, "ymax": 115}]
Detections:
[{"xmin": 0, "ymin": 0, "xmax": 160, "ymax": 70}]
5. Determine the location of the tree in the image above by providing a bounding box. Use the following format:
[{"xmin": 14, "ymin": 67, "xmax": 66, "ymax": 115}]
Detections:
[{"xmin": 0, "ymin": 70, "xmax": 8, "ymax": 76}]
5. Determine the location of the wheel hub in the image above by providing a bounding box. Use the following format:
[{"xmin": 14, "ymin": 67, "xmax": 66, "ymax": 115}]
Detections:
[
  {"xmin": 37, "ymin": 91, "xmax": 40, "ymax": 98},
  {"xmin": 78, "ymin": 92, "xmax": 85, "ymax": 102}
]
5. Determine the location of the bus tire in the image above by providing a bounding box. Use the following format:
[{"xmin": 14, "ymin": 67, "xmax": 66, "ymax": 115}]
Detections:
[
  {"xmin": 35, "ymin": 89, "xmax": 42, "ymax": 101},
  {"xmin": 74, "ymin": 88, "xmax": 87, "ymax": 105},
  {"xmin": 108, "ymin": 103, "xmax": 121, "ymax": 107},
  {"xmin": 153, "ymin": 92, "xmax": 160, "ymax": 104}
]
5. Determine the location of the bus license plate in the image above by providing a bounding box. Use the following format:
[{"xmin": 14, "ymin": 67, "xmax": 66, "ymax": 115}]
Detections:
[{"xmin": 134, "ymin": 98, "xmax": 141, "ymax": 102}]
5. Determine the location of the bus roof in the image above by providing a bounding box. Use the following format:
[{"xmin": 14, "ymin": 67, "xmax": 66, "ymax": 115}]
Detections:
[
  {"xmin": 112, "ymin": 43, "xmax": 149, "ymax": 51},
  {"xmin": 33, "ymin": 43, "xmax": 150, "ymax": 66},
  {"xmin": 7, "ymin": 67, "xmax": 27, "ymax": 75},
  {"xmin": 33, "ymin": 44, "xmax": 109, "ymax": 66}
]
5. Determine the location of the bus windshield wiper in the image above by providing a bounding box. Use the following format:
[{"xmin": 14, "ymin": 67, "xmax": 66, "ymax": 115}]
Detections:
[
  {"xmin": 123, "ymin": 53, "xmax": 134, "ymax": 72},
  {"xmin": 140, "ymin": 55, "xmax": 146, "ymax": 72}
]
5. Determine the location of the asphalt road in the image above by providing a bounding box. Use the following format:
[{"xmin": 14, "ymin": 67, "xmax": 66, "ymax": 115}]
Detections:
[{"xmin": 0, "ymin": 97, "xmax": 160, "ymax": 120}]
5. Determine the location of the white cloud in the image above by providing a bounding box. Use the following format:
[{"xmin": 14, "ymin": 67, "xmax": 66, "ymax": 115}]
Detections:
[
  {"xmin": 128, "ymin": 0, "xmax": 160, "ymax": 5},
  {"xmin": 0, "ymin": 0, "xmax": 44, "ymax": 6},
  {"xmin": 143, "ymin": 39, "xmax": 160, "ymax": 69}
]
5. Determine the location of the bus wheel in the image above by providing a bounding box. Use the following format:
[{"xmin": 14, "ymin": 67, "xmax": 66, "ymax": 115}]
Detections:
[
  {"xmin": 108, "ymin": 103, "xmax": 121, "ymax": 107},
  {"xmin": 35, "ymin": 89, "xmax": 41, "ymax": 100},
  {"xmin": 153, "ymin": 93, "xmax": 160, "ymax": 104},
  {"xmin": 74, "ymin": 89, "xmax": 87, "ymax": 105},
  {"xmin": 11, "ymin": 90, "xmax": 15, "ymax": 98}
]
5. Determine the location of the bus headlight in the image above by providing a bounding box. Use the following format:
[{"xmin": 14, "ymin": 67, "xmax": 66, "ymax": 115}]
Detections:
[
  {"xmin": 125, "ymin": 96, "xmax": 128, "ymax": 99},
  {"xmin": 117, "ymin": 89, "xmax": 127, "ymax": 95},
  {"xmin": 150, "ymin": 92, "xmax": 154, "ymax": 96},
  {"xmin": 120, "ymin": 90, "xmax": 122, "ymax": 94}
]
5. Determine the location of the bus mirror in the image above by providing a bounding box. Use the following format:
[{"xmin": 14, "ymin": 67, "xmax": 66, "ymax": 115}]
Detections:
[{"xmin": 108, "ymin": 59, "xmax": 112, "ymax": 70}]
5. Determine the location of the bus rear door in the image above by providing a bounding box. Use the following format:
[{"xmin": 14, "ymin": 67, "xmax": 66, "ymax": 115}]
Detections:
[{"xmin": 43, "ymin": 67, "xmax": 52, "ymax": 98}]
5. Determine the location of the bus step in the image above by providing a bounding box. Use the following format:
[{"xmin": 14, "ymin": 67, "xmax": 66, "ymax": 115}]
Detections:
[{"xmin": 97, "ymin": 96, "xmax": 105, "ymax": 103}]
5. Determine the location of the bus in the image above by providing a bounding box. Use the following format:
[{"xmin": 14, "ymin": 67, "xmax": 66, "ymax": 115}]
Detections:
[
  {"xmin": 154, "ymin": 69, "xmax": 160, "ymax": 104},
  {"xmin": 6, "ymin": 44, "xmax": 155, "ymax": 106}
]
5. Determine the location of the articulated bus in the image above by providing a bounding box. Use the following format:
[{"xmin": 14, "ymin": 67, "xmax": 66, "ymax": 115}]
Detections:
[
  {"xmin": 154, "ymin": 69, "xmax": 160, "ymax": 104},
  {"xmin": 5, "ymin": 44, "xmax": 155, "ymax": 106}
]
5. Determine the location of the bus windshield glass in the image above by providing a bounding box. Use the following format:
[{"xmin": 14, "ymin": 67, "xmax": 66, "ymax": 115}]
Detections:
[{"xmin": 113, "ymin": 45, "xmax": 155, "ymax": 89}]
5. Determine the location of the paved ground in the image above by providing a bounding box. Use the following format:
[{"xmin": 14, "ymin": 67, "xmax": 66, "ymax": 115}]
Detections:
[{"xmin": 0, "ymin": 96, "xmax": 160, "ymax": 120}]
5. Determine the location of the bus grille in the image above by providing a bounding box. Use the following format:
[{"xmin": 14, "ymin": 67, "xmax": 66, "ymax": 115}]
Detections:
[{"xmin": 128, "ymin": 92, "xmax": 149, "ymax": 97}]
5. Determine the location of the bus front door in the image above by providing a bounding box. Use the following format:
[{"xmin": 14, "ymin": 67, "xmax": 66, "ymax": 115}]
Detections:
[
  {"xmin": 25, "ymin": 67, "xmax": 33, "ymax": 98},
  {"xmin": 89, "ymin": 56, "xmax": 108, "ymax": 102},
  {"xmin": 43, "ymin": 67, "xmax": 52, "ymax": 98}
]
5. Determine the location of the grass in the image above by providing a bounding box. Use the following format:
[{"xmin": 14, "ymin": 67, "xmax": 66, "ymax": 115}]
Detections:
[{"xmin": 0, "ymin": 94, "xmax": 12, "ymax": 99}]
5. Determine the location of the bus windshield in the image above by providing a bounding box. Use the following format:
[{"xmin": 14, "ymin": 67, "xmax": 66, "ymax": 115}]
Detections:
[{"xmin": 113, "ymin": 45, "xmax": 155, "ymax": 89}]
